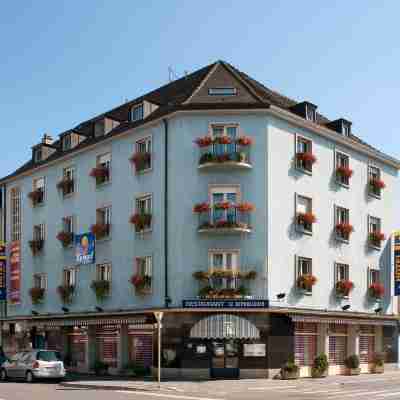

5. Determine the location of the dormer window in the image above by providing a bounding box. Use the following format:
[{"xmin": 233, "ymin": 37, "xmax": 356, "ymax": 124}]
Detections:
[
  {"xmin": 131, "ymin": 104, "xmax": 144, "ymax": 122},
  {"xmin": 208, "ymin": 87, "xmax": 237, "ymax": 96},
  {"xmin": 306, "ymin": 104, "xmax": 317, "ymax": 122},
  {"xmin": 343, "ymin": 122, "xmax": 351, "ymax": 137},
  {"xmin": 290, "ymin": 101, "xmax": 318, "ymax": 122},
  {"xmin": 34, "ymin": 148, "xmax": 42, "ymax": 162},
  {"xmin": 63, "ymin": 134, "xmax": 72, "ymax": 151}
]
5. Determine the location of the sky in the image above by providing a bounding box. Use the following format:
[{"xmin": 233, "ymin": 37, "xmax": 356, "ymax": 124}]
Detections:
[{"xmin": 1, "ymin": 1, "xmax": 400, "ymax": 176}]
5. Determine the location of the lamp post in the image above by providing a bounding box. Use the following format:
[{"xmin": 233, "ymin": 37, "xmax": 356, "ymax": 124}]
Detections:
[{"xmin": 154, "ymin": 311, "xmax": 164, "ymax": 389}]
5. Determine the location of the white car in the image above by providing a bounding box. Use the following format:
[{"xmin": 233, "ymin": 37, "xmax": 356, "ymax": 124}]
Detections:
[{"xmin": 0, "ymin": 350, "xmax": 66, "ymax": 382}]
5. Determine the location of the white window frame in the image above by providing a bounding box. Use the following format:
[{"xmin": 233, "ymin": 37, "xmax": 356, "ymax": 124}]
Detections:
[
  {"xmin": 368, "ymin": 267, "xmax": 380, "ymax": 286},
  {"xmin": 209, "ymin": 249, "xmax": 240, "ymax": 289},
  {"xmin": 368, "ymin": 215, "xmax": 382, "ymax": 249},
  {"xmin": 62, "ymin": 215, "xmax": 75, "ymax": 235},
  {"xmin": 130, "ymin": 103, "xmax": 144, "ymax": 122},
  {"xmin": 135, "ymin": 194, "xmax": 152, "ymax": 214},
  {"xmin": 306, "ymin": 104, "xmax": 316, "ymax": 122},
  {"xmin": 33, "ymin": 176, "xmax": 46, "ymax": 204},
  {"xmin": 335, "ymin": 150, "xmax": 351, "ymax": 187},
  {"xmin": 96, "ymin": 206, "xmax": 112, "ymax": 233},
  {"xmin": 335, "ymin": 205, "xmax": 350, "ymax": 242},
  {"xmin": 295, "ymin": 193, "xmax": 313, "ymax": 234},
  {"xmin": 295, "ymin": 135, "xmax": 313, "ymax": 173},
  {"xmin": 34, "ymin": 223, "xmax": 45, "ymax": 241},
  {"xmin": 209, "ymin": 185, "xmax": 240, "ymax": 223},
  {"xmin": 63, "ymin": 267, "xmax": 77, "ymax": 287},
  {"xmin": 135, "ymin": 136, "xmax": 152, "ymax": 172},
  {"xmin": 136, "ymin": 256, "xmax": 153, "ymax": 278},
  {"xmin": 96, "ymin": 152, "xmax": 111, "ymax": 184},
  {"xmin": 62, "ymin": 166, "xmax": 75, "ymax": 194},
  {"xmin": 296, "ymin": 256, "xmax": 313, "ymax": 293},
  {"xmin": 209, "ymin": 123, "xmax": 239, "ymax": 138},
  {"xmin": 335, "ymin": 262, "xmax": 349, "ymax": 283},
  {"xmin": 34, "ymin": 273, "xmax": 47, "ymax": 290},
  {"xmin": 63, "ymin": 134, "xmax": 72, "ymax": 151},
  {"xmin": 368, "ymin": 164, "xmax": 382, "ymax": 198},
  {"xmin": 208, "ymin": 87, "xmax": 237, "ymax": 96},
  {"xmin": 96, "ymin": 263, "xmax": 112, "ymax": 283},
  {"xmin": 10, "ymin": 187, "xmax": 21, "ymax": 242}
]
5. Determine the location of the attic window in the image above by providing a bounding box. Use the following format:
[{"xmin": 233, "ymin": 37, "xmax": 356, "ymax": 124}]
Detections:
[
  {"xmin": 63, "ymin": 134, "xmax": 72, "ymax": 150},
  {"xmin": 208, "ymin": 87, "xmax": 237, "ymax": 96},
  {"xmin": 343, "ymin": 123, "xmax": 351, "ymax": 137},
  {"xmin": 34, "ymin": 148, "xmax": 42, "ymax": 162},
  {"xmin": 131, "ymin": 104, "xmax": 144, "ymax": 122},
  {"xmin": 306, "ymin": 105, "xmax": 317, "ymax": 122}
]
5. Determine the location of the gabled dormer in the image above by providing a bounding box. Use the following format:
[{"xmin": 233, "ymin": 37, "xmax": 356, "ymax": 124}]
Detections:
[
  {"xmin": 94, "ymin": 117, "xmax": 120, "ymax": 138},
  {"xmin": 60, "ymin": 130, "xmax": 86, "ymax": 151},
  {"xmin": 326, "ymin": 118, "xmax": 352, "ymax": 137},
  {"xmin": 32, "ymin": 134, "xmax": 57, "ymax": 163},
  {"xmin": 129, "ymin": 101, "xmax": 158, "ymax": 122},
  {"xmin": 290, "ymin": 101, "xmax": 318, "ymax": 122}
]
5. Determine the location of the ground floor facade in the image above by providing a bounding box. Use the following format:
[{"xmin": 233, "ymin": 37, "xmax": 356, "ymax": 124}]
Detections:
[{"xmin": 0, "ymin": 307, "xmax": 398, "ymax": 379}]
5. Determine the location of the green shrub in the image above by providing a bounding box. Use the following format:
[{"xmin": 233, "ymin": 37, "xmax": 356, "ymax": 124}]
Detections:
[
  {"xmin": 94, "ymin": 360, "xmax": 109, "ymax": 375},
  {"xmin": 345, "ymin": 354, "xmax": 360, "ymax": 369},
  {"xmin": 373, "ymin": 353, "xmax": 385, "ymax": 367},
  {"xmin": 125, "ymin": 362, "xmax": 149, "ymax": 376},
  {"xmin": 313, "ymin": 353, "xmax": 329, "ymax": 373},
  {"xmin": 281, "ymin": 357, "xmax": 299, "ymax": 373}
]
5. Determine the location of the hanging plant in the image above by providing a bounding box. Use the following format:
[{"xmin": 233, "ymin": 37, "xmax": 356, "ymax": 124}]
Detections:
[
  {"xmin": 130, "ymin": 213, "xmax": 152, "ymax": 232},
  {"xmin": 29, "ymin": 287, "xmax": 45, "ymax": 304},
  {"xmin": 57, "ymin": 285, "xmax": 75, "ymax": 304},
  {"xmin": 369, "ymin": 283, "xmax": 384, "ymax": 299},
  {"xmin": 336, "ymin": 280, "xmax": 354, "ymax": 297},
  {"xmin": 90, "ymin": 280, "xmax": 110, "ymax": 300},
  {"xmin": 56, "ymin": 231, "xmax": 74, "ymax": 247}
]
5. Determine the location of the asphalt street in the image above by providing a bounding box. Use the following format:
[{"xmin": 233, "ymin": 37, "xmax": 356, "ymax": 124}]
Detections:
[{"xmin": 1, "ymin": 373, "xmax": 400, "ymax": 400}]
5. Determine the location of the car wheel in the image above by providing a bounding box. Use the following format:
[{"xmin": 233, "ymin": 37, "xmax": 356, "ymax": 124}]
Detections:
[
  {"xmin": 26, "ymin": 371, "xmax": 34, "ymax": 383},
  {"xmin": 0, "ymin": 369, "xmax": 7, "ymax": 381}
]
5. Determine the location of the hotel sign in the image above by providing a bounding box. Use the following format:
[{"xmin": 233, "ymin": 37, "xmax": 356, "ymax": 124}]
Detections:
[
  {"xmin": 394, "ymin": 231, "xmax": 400, "ymax": 296},
  {"xmin": 183, "ymin": 299, "xmax": 269, "ymax": 309},
  {"xmin": 0, "ymin": 241, "xmax": 6, "ymax": 301}
]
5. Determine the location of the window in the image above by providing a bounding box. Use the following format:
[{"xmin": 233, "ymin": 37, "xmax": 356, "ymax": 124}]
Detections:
[
  {"xmin": 211, "ymin": 124, "xmax": 238, "ymax": 155},
  {"xmin": 63, "ymin": 215, "xmax": 75, "ymax": 235},
  {"xmin": 34, "ymin": 147, "xmax": 42, "ymax": 162},
  {"xmin": 34, "ymin": 224, "xmax": 45, "ymax": 241},
  {"xmin": 368, "ymin": 165, "xmax": 382, "ymax": 197},
  {"xmin": 96, "ymin": 206, "xmax": 111, "ymax": 238},
  {"xmin": 96, "ymin": 153, "xmax": 111, "ymax": 184},
  {"xmin": 368, "ymin": 215, "xmax": 382, "ymax": 248},
  {"xmin": 306, "ymin": 105, "xmax": 316, "ymax": 122},
  {"xmin": 33, "ymin": 273, "xmax": 47, "ymax": 290},
  {"xmin": 368, "ymin": 267, "xmax": 380, "ymax": 285},
  {"xmin": 96, "ymin": 263, "xmax": 112, "ymax": 283},
  {"xmin": 10, "ymin": 187, "xmax": 21, "ymax": 241},
  {"xmin": 63, "ymin": 267, "xmax": 76, "ymax": 287},
  {"xmin": 296, "ymin": 136, "xmax": 313, "ymax": 172},
  {"xmin": 328, "ymin": 324, "xmax": 348, "ymax": 366},
  {"xmin": 209, "ymin": 250, "xmax": 239, "ymax": 289},
  {"xmin": 134, "ymin": 137, "xmax": 152, "ymax": 172},
  {"xmin": 62, "ymin": 166, "xmax": 75, "ymax": 195},
  {"xmin": 335, "ymin": 206, "xmax": 350, "ymax": 241},
  {"xmin": 335, "ymin": 263, "xmax": 349, "ymax": 282},
  {"xmin": 297, "ymin": 256, "xmax": 313, "ymax": 293},
  {"xmin": 294, "ymin": 322, "xmax": 317, "ymax": 366},
  {"xmin": 63, "ymin": 134, "xmax": 72, "ymax": 151},
  {"xmin": 296, "ymin": 194, "xmax": 313, "ymax": 233},
  {"xmin": 336, "ymin": 152, "xmax": 351, "ymax": 186},
  {"xmin": 208, "ymin": 87, "xmax": 237, "ymax": 96},
  {"xmin": 343, "ymin": 123, "xmax": 351, "ymax": 137},
  {"xmin": 210, "ymin": 186, "xmax": 239, "ymax": 225},
  {"xmin": 135, "ymin": 256, "xmax": 153, "ymax": 292},
  {"xmin": 131, "ymin": 104, "xmax": 144, "ymax": 122},
  {"xmin": 33, "ymin": 177, "xmax": 45, "ymax": 204}
]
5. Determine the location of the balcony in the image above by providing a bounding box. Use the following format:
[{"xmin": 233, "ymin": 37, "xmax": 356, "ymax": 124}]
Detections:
[
  {"xmin": 195, "ymin": 136, "xmax": 253, "ymax": 170},
  {"xmin": 193, "ymin": 202, "xmax": 254, "ymax": 234}
]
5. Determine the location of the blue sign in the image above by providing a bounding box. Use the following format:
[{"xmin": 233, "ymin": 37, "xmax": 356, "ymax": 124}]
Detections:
[
  {"xmin": 183, "ymin": 299, "xmax": 269, "ymax": 309},
  {"xmin": 0, "ymin": 259, "xmax": 6, "ymax": 301},
  {"xmin": 75, "ymin": 232, "xmax": 95, "ymax": 265},
  {"xmin": 394, "ymin": 232, "xmax": 400, "ymax": 296}
]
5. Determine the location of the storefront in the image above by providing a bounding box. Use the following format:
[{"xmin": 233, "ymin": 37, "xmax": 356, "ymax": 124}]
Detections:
[
  {"xmin": 67, "ymin": 327, "xmax": 88, "ymax": 372},
  {"xmin": 127, "ymin": 326, "xmax": 153, "ymax": 368},
  {"xmin": 96, "ymin": 326, "xmax": 120, "ymax": 370},
  {"xmin": 328, "ymin": 324, "xmax": 348, "ymax": 375},
  {"xmin": 294, "ymin": 322, "xmax": 317, "ymax": 376}
]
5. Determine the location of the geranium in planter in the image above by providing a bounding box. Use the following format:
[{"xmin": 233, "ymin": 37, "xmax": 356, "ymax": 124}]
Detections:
[
  {"xmin": 214, "ymin": 136, "xmax": 232, "ymax": 145},
  {"xmin": 56, "ymin": 231, "xmax": 74, "ymax": 247},
  {"xmin": 369, "ymin": 178, "xmax": 386, "ymax": 192},
  {"xmin": 194, "ymin": 136, "xmax": 213, "ymax": 148},
  {"xmin": 193, "ymin": 203, "xmax": 210, "ymax": 213},
  {"xmin": 90, "ymin": 223, "xmax": 110, "ymax": 239},
  {"xmin": 336, "ymin": 166, "xmax": 353, "ymax": 180},
  {"xmin": 90, "ymin": 280, "xmax": 110, "ymax": 300},
  {"xmin": 130, "ymin": 213, "xmax": 152, "ymax": 232},
  {"xmin": 236, "ymin": 136, "xmax": 253, "ymax": 146},
  {"xmin": 193, "ymin": 271, "xmax": 210, "ymax": 281},
  {"xmin": 130, "ymin": 152, "xmax": 151, "ymax": 172},
  {"xmin": 90, "ymin": 166, "xmax": 110, "ymax": 185},
  {"xmin": 57, "ymin": 285, "xmax": 75, "ymax": 304},
  {"xmin": 236, "ymin": 202, "xmax": 255, "ymax": 213},
  {"xmin": 297, "ymin": 274, "xmax": 317, "ymax": 292},
  {"xmin": 29, "ymin": 239, "xmax": 44, "ymax": 255},
  {"xmin": 130, "ymin": 274, "xmax": 152, "ymax": 294},
  {"xmin": 345, "ymin": 354, "xmax": 360, "ymax": 375},
  {"xmin": 28, "ymin": 189, "xmax": 44, "ymax": 206},
  {"xmin": 296, "ymin": 151, "xmax": 317, "ymax": 171},
  {"xmin": 336, "ymin": 223, "xmax": 354, "ymax": 240},
  {"xmin": 56, "ymin": 178, "xmax": 74, "ymax": 196},
  {"xmin": 297, "ymin": 212, "xmax": 316, "ymax": 232},
  {"xmin": 369, "ymin": 282, "xmax": 384, "ymax": 300},
  {"xmin": 369, "ymin": 231, "xmax": 386, "ymax": 247},
  {"xmin": 336, "ymin": 280, "xmax": 354, "ymax": 298},
  {"xmin": 214, "ymin": 201, "xmax": 232, "ymax": 210},
  {"xmin": 29, "ymin": 287, "xmax": 45, "ymax": 304}
]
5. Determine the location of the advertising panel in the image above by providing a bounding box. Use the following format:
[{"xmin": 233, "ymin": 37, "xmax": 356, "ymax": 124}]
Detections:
[
  {"xmin": 0, "ymin": 241, "xmax": 6, "ymax": 300},
  {"xmin": 394, "ymin": 231, "xmax": 400, "ymax": 296},
  {"xmin": 9, "ymin": 241, "xmax": 21, "ymax": 303},
  {"xmin": 75, "ymin": 232, "xmax": 95, "ymax": 265}
]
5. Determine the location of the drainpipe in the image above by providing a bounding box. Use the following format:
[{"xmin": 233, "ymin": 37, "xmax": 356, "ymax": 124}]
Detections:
[{"xmin": 163, "ymin": 119, "xmax": 170, "ymax": 308}]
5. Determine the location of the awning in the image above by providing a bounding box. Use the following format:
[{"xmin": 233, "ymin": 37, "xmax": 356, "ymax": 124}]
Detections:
[
  {"xmin": 190, "ymin": 314, "xmax": 260, "ymax": 339},
  {"xmin": 290, "ymin": 314, "xmax": 397, "ymax": 327}
]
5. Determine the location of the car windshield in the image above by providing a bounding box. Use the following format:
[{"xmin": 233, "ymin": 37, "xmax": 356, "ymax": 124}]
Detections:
[{"xmin": 36, "ymin": 351, "xmax": 61, "ymax": 362}]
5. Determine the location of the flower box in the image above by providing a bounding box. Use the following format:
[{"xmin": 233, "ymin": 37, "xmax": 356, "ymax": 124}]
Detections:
[
  {"xmin": 236, "ymin": 136, "xmax": 253, "ymax": 146},
  {"xmin": 336, "ymin": 223, "xmax": 354, "ymax": 240},
  {"xmin": 130, "ymin": 274, "xmax": 152, "ymax": 294},
  {"xmin": 297, "ymin": 274, "xmax": 317, "ymax": 292},
  {"xmin": 130, "ymin": 152, "xmax": 151, "ymax": 172},
  {"xmin": 29, "ymin": 239, "xmax": 44, "ymax": 255},
  {"xmin": 370, "ymin": 178, "xmax": 386, "ymax": 191},
  {"xmin": 28, "ymin": 189, "xmax": 44, "ymax": 206},
  {"xmin": 193, "ymin": 203, "xmax": 210, "ymax": 213},
  {"xmin": 91, "ymin": 280, "xmax": 110, "ymax": 300},
  {"xmin": 29, "ymin": 287, "xmax": 45, "ymax": 304},
  {"xmin": 194, "ymin": 136, "xmax": 213, "ymax": 148},
  {"xmin": 56, "ymin": 178, "xmax": 74, "ymax": 196},
  {"xmin": 90, "ymin": 223, "xmax": 110, "ymax": 239},
  {"xmin": 336, "ymin": 166, "xmax": 353, "ymax": 180},
  {"xmin": 90, "ymin": 166, "xmax": 110, "ymax": 185},
  {"xmin": 57, "ymin": 285, "xmax": 75, "ymax": 304},
  {"xmin": 56, "ymin": 231, "xmax": 74, "ymax": 247},
  {"xmin": 214, "ymin": 201, "xmax": 232, "ymax": 210},
  {"xmin": 336, "ymin": 280, "xmax": 354, "ymax": 297},
  {"xmin": 235, "ymin": 202, "xmax": 255, "ymax": 213},
  {"xmin": 369, "ymin": 283, "xmax": 384, "ymax": 299},
  {"xmin": 297, "ymin": 212, "xmax": 316, "ymax": 232},
  {"xmin": 296, "ymin": 152, "xmax": 317, "ymax": 171},
  {"xmin": 369, "ymin": 231, "xmax": 385, "ymax": 247},
  {"xmin": 130, "ymin": 213, "xmax": 152, "ymax": 232}
]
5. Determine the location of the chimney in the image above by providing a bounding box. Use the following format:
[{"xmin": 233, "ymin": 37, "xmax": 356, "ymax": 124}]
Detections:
[{"xmin": 41, "ymin": 133, "xmax": 53, "ymax": 145}]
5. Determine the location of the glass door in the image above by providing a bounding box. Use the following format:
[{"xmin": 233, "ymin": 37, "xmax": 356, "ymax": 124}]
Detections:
[{"xmin": 211, "ymin": 340, "xmax": 239, "ymax": 379}]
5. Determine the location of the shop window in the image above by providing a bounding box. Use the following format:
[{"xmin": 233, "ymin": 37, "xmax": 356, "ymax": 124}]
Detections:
[
  {"xmin": 359, "ymin": 326, "xmax": 375, "ymax": 363},
  {"xmin": 96, "ymin": 327, "xmax": 119, "ymax": 369},
  {"xmin": 294, "ymin": 322, "xmax": 317, "ymax": 366},
  {"xmin": 328, "ymin": 324, "xmax": 348, "ymax": 366},
  {"xmin": 128, "ymin": 330, "xmax": 153, "ymax": 368}
]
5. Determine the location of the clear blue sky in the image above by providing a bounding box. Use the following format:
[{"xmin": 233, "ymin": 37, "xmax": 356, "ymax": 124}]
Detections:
[{"xmin": 1, "ymin": 1, "xmax": 399, "ymax": 176}]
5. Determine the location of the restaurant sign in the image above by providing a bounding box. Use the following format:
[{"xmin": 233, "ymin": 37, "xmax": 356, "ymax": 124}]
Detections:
[
  {"xmin": 183, "ymin": 299, "xmax": 269, "ymax": 309},
  {"xmin": 394, "ymin": 231, "xmax": 400, "ymax": 296},
  {"xmin": 0, "ymin": 241, "xmax": 6, "ymax": 301}
]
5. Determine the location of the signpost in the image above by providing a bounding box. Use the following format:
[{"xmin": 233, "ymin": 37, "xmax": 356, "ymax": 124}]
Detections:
[{"xmin": 153, "ymin": 311, "xmax": 164, "ymax": 389}]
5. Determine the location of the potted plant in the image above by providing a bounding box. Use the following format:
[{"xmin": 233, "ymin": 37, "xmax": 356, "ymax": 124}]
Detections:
[
  {"xmin": 311, "ymin": 354, "xmax": 329, "ymax": 378},
  {"xmin": 297, "ymin": 212, "xmax": 317, "ymax": 231},
  {"xmin": 336, "ymin": 166, "xmax": 353, "ymax": 180},
  {"xmin": 297, "ymin": 274, "xmax": 317, "ymax": 293},
  {"xmin": 29, "ymin": 287, "xmax": 45, "ymax": 304},
  {"xmin": 336, "ymin": 223, "xmax": 354, "ymax": 240},
  {"xmin": 130, "ymin": 213, "xmax": 152, "ymax": 232},
  {"xmin": 56, "ymin": 177, "xmax": 74, "ymax": 195},
  {"xmin": 369, "ymin": 282, "xmax": 385, "ymax": 300},
  {"xmin": 28, "ymin": 189, "xmax": 44, "ymax": 206},
  {"xmin": 194, "ymin": 136, "xmax": 213, "ymax": 147},
  {"xmin": 57, "ymin": 285, "xmax": 75, "ymax": 304},
  {"xmin": 280, "ymin": 358, "xmax": 300, "ymax": 380},
  {"xmin": 90, "ymin": 223, "xmax": 110, "ymax": 239},
  {"xmin": 90, "ymin": 166, "xmax": 109, "ymax": 185},
  {"xmin": 90, "ymin": 280, "xmax": 110, "ymax": 300},
  {"xmin": 124, "ymin": 362, "xmax": 149, "ymax": 377},
  {"xmin": 56, "ymin": 231, "xmax": 74, "ymax": 247},
  {"xmin": 130, "ymin": 152, "xmax": 151, "ymax": 172},
  {"xmin": 345, "ymin": 354, "xmax": 361, "ymax": 375},
  {"xmin": 193, "ymin": 203, "xmax": 210, "ymax": 213},
  {"xmin": 29, "ymin": 239, "xmax": 44, "ymax": 255},
  {"xmin": 193, "ymin": 271, "xmax": 210, "ymax": 281},
  {"xmin": 236, "ymin": 136, "xmax": 253, "ymax": 146},
  {"xmin": 336, "ymin": 280, "xmax": 354, "ymax": 298},
  {"xmin": 94, "ymin": 360, "xmax": 109, "ymax": 376},
  {"xmin": 372, "ymin": 353, "xmax": 384, "ymax": 374},
  {"xmin": 369, "ymin": 231, "xmax": 386, "ymax": 247},
  {"xmin": 236, "ymin": 202, "xmax": 255, "ymax": 213},
  {"xmin": 130, "ymin": 274, "xmax": 152, "ymax": 294},
  {"xmin": 369, "ymin": 178, "xmax": 386, "ymax": 191},
  {"xmin": 296, "ymin": 151, "xmax": 317, "ymax": 170}
]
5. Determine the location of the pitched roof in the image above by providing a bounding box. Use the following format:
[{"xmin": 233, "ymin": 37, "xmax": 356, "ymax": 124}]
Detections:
[{"xmin": 1, "ymin": 60, "xmax": 398, "ymax": 182}]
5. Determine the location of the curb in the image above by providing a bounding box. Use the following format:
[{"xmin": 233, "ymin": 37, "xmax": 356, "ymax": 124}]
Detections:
[{"xmin": 59, "ymin": 382, "xmax": 177, "ymax": 392}]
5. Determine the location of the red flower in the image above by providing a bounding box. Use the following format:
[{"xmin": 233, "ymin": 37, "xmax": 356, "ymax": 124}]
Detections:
[
  {"xmin": 130, "ymin": 274, "xmax": 143, "ymax": 287},
  {"xmin": 336, "ymin": 166, "xmax": 353, "ymax": 179},
  {"xmin": 296, "ymin": 152, "xmax": 317, "ymax": 164},
  {"xmin": 193, "ymin": 203, "xmax": 210, "ymax": 213},
  {"xmin": 370, "ymin": 231, "xmax": 386, "ymax": 242},
  {"xmin": 370, "ymin": 179, "xmax": 386, "ymax": 190},
  {"xmin": 297, "ymin": 212, "xmax": 317, "ymax": 225},
  {"xmin": 236, "ymin": 136, "xmax": 253, "ymax": 146},
  {"xmin": 297, "ymin": 274, "xmax": 317, "ymax": 290},
  {"xmin": 194, "ymin": 136, "xmax": 213, "ymax": 147},
  {"xmin": 236, "ymin": 202, "xmax": 255, "ymax": 213},
  {"xmin": 336, "ymin": 223, "xmax": 354, "ymax": 236},
  {"xmin": 215, "ymin": 136, "xmax": 232, "ymax": 145},
  {"xmin": 90, "ymin": 166, "xmax": 109, "ymax": 178},
  {"xmin": 56, "ymin": 231, "xmax": 73, "ymax": 247},
  {"xmin": 90, "ymin": 223, "xmax": 110, "ymax": 238},
  {"xmin": 214, "ymin": 201, "xmax": 232, "ymax": 210},
  {"xmin": 369, "ymin": 283, "xmax": 384, "ymax": 299},
  {"xmin": 336, "ymin": 280, "xmax": 354, "ymax": 296}
]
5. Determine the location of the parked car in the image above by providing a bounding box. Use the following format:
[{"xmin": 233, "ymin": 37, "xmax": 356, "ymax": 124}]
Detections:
[{"xmin": 0, "ymin": 349, "xmax": 66, "ymax": 382}]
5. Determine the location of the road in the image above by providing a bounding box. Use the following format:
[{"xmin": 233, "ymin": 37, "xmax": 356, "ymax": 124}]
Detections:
[{"xmin": 1, "ymin": 373, "xmax": 400, "ymax": 400}]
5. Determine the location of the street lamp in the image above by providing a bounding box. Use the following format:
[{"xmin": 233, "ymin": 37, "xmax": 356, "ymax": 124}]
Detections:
[{"xmin": 154, "ymin": 311, "xmax": 164, "ymax": 389}]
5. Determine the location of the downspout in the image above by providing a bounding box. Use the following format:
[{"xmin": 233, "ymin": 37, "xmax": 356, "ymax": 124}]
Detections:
[{"xmin": 163, "ymin": 119, "xmax": 170, "ymax": 308}]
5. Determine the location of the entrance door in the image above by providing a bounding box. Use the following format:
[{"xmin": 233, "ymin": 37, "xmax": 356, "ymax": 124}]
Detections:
[{"xmin": 210, "ymin": 341, "xmax": 239, "ymax": 379}]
